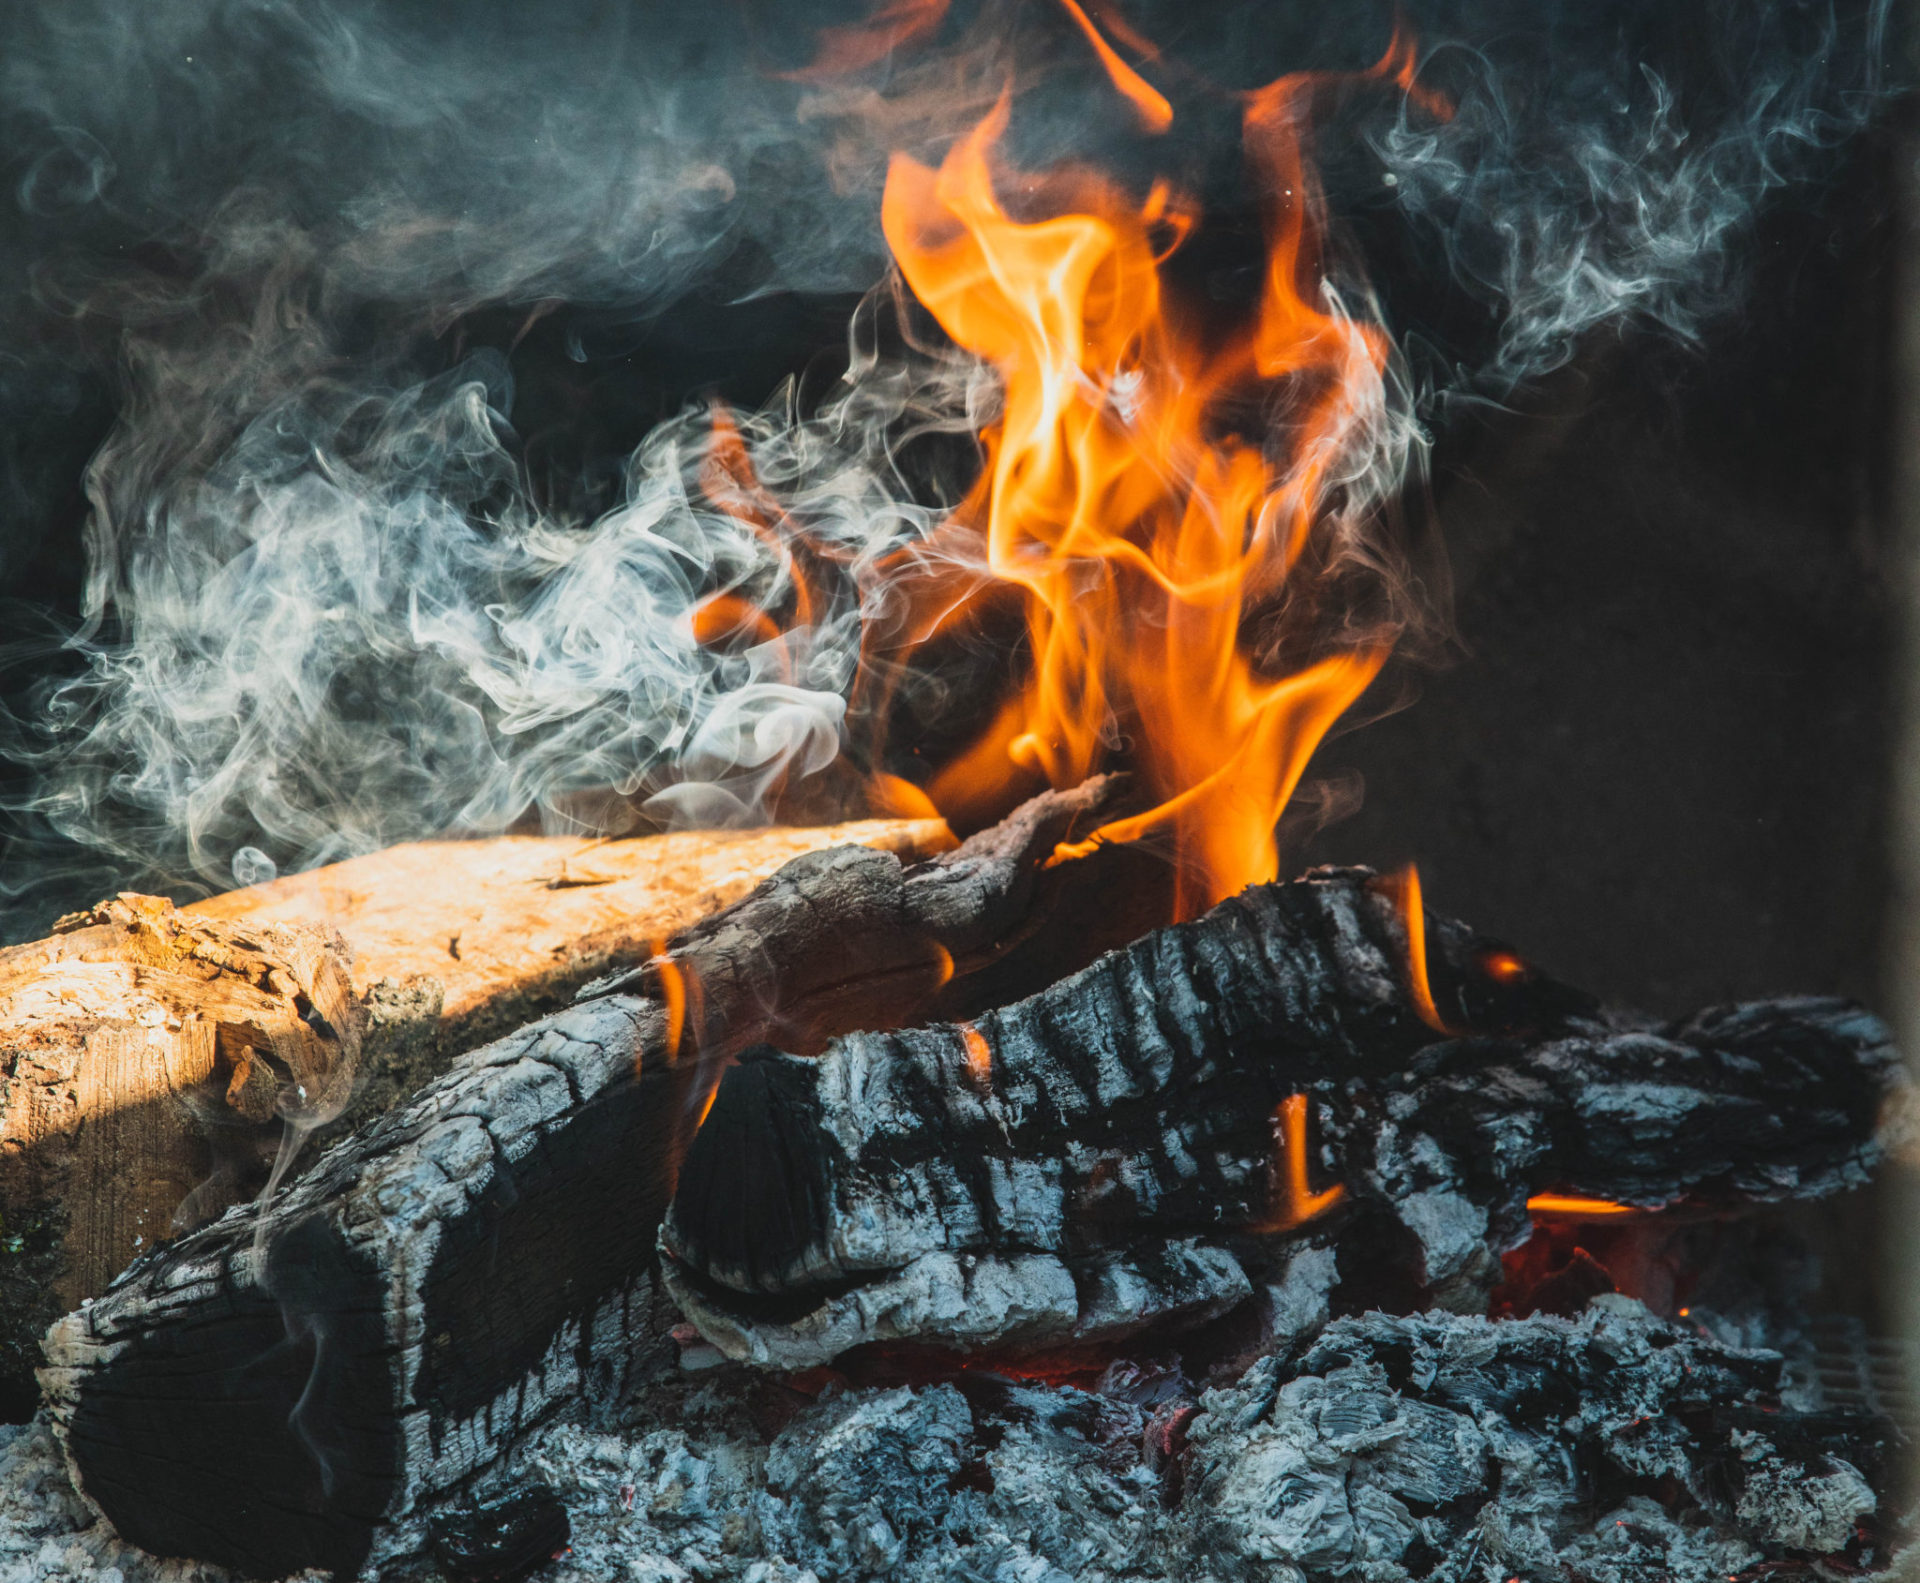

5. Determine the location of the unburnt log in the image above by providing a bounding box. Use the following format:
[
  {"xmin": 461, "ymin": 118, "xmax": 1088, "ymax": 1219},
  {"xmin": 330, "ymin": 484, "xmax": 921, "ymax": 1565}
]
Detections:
[
  {"xmin": 659, "ymin": 867, "xmax": 1900, "ymax": 1368},
  {"xmin": 37, "ymin": 782, "xmax": 1118, "ymax": 1581}
]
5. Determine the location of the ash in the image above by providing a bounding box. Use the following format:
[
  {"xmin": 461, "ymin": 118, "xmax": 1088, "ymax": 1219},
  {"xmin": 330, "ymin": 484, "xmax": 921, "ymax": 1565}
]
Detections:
[{"xmin": 0, "ymin": 1299, "xmax": 1901, "ymax": 1583}]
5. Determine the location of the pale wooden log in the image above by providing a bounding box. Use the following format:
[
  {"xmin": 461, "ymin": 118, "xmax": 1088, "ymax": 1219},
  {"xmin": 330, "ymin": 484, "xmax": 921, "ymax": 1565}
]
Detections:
[{"xmin": 0, "ymin": 819, "xmax": 949, "ymax": 1417}]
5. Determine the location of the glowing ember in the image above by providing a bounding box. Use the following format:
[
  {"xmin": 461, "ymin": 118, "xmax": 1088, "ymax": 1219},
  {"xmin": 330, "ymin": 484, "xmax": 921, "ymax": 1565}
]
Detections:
[
  {"xmin": 1482, "ymin": 950, "xmax": 1529, "ymax": 983},
  {"xmin": 1526, "ymin": 1193, "xmax": 1649, "ymax": 1220}
]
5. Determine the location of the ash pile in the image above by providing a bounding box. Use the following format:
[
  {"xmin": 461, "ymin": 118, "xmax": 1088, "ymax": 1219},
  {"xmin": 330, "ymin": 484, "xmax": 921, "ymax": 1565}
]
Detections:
[{"xmin": 495, "ymin": 1296, "xmax": 1904, "ymax": 1583}]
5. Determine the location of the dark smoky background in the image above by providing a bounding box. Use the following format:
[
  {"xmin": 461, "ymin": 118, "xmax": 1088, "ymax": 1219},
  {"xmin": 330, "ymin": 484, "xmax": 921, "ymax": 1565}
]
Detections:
[{"xmin": 0, "ymin": 0, "xmax": 1897, "ymax": 1028}]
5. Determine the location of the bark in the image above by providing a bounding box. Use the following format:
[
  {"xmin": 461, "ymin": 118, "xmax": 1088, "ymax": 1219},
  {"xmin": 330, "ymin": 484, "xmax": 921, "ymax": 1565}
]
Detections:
[
  {"xmin": 38, "ymin": 783, "xmax": 1120, "ymax": 1580},
  {"xmin": 658, "ymin": 867, "xmax": 1901, "ymax": 1367},
  {"xmin": 0, "ymin": 819, "xmax": 948, "ymax": 1416}
]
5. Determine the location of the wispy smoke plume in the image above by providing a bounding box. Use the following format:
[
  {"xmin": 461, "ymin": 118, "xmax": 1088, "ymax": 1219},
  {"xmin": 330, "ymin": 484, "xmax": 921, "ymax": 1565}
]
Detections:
[
  {"xmin": 1376, "ymin": 0, "xmax": 1889, "ymax": 388},
  {"xmin": 0, "ymin": 0, "xmax": 1893, "ymax": 934}
]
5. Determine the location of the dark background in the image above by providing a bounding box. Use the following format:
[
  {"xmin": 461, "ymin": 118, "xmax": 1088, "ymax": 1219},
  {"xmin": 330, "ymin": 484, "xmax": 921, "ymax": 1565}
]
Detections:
[{"xmin": 0, "ymin": 0, "xmax": 1898, "ymax": 1023}]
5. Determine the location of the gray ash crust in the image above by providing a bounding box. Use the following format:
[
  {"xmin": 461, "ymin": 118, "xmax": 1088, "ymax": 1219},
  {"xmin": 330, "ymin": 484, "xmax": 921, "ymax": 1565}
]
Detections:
[{"xmin": 502, "ymin": 1301, "xmax": 1903, "ymax": 1583}]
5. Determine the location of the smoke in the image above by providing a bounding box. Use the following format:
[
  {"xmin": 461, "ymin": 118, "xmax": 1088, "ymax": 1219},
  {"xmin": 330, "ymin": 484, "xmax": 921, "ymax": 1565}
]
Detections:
[
  {"xmin": 0, "ymin": 0, "xmax": 1894, "ymax": 935},
  {"xmin": 16, "ymin": 303, "xmax": 987, "ymax": 902},
  {"xmin": 1375, "ymin": 0, "xmax": 1891, "ymax": 390}
]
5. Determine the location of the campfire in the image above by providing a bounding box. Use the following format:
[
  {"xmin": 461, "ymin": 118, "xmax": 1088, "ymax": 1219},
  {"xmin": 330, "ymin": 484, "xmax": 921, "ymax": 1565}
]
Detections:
[{"xmin": 0, "ymin": 4, "xmax": 1906, "ymax": 1583}]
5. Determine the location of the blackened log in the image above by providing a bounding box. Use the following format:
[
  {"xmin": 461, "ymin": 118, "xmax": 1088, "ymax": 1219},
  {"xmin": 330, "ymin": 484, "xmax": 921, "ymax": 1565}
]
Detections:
[
  {"xmin": 659, "ymin": 867, "xmax": 1900, "ymax": 1367},
  {"xmin": 38, "ymin": 781, "xmax": 1119, "ymax": 1581}
]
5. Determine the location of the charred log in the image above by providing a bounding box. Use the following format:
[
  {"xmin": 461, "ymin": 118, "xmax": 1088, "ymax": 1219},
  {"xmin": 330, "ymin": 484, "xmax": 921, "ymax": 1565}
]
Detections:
[
  {"xmin": 659, "ymin": 868, "xmax": 1898, "ymax": 1367},
  {"xmin": 38, "ymin": 783, "xmax": 1118, "ymax": 1580}
]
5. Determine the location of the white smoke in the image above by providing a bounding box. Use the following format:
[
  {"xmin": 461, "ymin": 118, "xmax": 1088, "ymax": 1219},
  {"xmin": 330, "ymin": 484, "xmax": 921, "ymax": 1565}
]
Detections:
[
  {"xmin": 16, "ymin": 308, "xmax": 988, "ymax": 904},
  {"xmin": 1372, "ymin": 0, "xmax": 1889, "ymax": 390}
]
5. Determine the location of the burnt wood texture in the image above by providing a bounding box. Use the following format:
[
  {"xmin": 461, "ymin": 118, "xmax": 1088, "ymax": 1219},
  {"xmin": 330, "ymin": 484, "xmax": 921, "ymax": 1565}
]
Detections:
[
  {"xmin": 659, "ymin": 868, "xmax": 1900, "ymax": 1368},
  {"xmin": 39, "ymin": 782, "xmax": 1118, "ymax": 1580}
]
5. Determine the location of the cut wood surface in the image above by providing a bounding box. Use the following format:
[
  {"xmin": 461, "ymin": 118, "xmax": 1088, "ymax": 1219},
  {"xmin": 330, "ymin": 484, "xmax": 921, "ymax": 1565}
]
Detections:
[
  {"xmin": 0, "ymin": 818, "xmax": 949, "ymax": 1417},
  {"xmin": 187, "ymin": 820, "xmax": 949, "ymax": 1035},
  {"xmin": 40, "ymin": 785, "xmax": 1117, "ymax": 1580}
]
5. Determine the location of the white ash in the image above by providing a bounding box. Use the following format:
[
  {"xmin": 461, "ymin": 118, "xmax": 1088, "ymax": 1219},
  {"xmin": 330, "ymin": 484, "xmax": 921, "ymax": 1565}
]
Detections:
[
  {"xmin": 665, "ymin": 1241, "xmax": 1253, "ymax": 1373},
  {"xmin": 2, "ymin": 1299, "xmax": 1900, "ymax": 1583}
]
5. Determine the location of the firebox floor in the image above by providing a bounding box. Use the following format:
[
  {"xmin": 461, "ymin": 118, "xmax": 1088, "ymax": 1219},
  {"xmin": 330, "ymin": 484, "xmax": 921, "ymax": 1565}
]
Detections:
[{"xmin": 0, "ymin": 1295, "xmax": 1907, "ymax": 1583}]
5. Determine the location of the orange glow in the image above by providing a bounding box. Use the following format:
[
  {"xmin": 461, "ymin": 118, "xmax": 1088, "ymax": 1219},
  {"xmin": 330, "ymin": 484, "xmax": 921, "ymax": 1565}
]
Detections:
[
  {"xmin": 1373, "ymin": 864, "xmax": 1455, "ymax": 1034},
  {"xmin": 1257, "ymin": 1092, "xmax": 1346, "ymax": 1231},
  {"xmin": 690, "ymin": 592, "xmax": 782, "ymax": 651},
  {"xmin": 928, "ymin": 940, "xmax": 958, "ymax": 990},
  {"xmin": 778, "ymin": 0, "xmax": 949, "ymax": 81},
  {"xmin": 1482, "ymin": 950, "xmax": 1527, "ymax": 983},
  {"xmin": 959, "ymin": 1022, "xmax": 993, "ymax": 1087},
  {"xmin": 883, "ymin": 58, "xmax": 1427, "ymax": 918},
  {"xmin": 650, "ymin": 942, "xmax": 690, "ymax": 1066},
  {"xmin": 1053, "ymin": 0, "xmax": 1172, "ymax": 132},
  {"xmin": 695, "ymin": 1077, "xmax": 721, "ymax": 1130},
  {"xmin": 1526, "ymin": 1193, "xmax": 1646, "ymax": 1220}
]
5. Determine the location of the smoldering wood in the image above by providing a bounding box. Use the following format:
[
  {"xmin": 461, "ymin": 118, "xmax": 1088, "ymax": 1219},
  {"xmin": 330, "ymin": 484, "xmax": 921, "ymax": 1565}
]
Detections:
[
  {"xmin": 659, "ymin": 867, "xmax": 1899, "ymax": 1368},
  {"xmin": 0, "ymin": 817, "xmax": 949, "ymax": 1418},
  {"xmin": 37, "ymin": 782, "xmax": 1120, "ymax": 1581},
  {"xmin": 186, "ymin": 817, "xmax": 954, "ymax": 1132}
]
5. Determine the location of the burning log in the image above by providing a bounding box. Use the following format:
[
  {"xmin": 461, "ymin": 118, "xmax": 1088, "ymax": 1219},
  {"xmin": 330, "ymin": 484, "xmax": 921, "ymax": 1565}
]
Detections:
[
  {"xmin": 37, "ymin": 783, "xmax": 1119, "ymax": 1580},
  {"xmin": 658, "ymin": 868, "xmax": 1899, "ymax": 1368},
  {"xmin": 0, "ymin": 817, "xmax": 949, "ymax": 1419}
]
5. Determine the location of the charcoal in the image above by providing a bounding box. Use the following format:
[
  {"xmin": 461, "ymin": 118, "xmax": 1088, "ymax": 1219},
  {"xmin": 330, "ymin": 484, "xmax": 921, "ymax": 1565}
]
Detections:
[
  {"xmin": 37, "ymin": 783, "xmax": 1124, "ymax": 1579},
  {"xmin": 661, "ymin": 867, "xmax": 1898, "ymax": 1365},
  {"xmin": 428, "ymin": 1483, "xmax": 570, "ymax": 1583}
]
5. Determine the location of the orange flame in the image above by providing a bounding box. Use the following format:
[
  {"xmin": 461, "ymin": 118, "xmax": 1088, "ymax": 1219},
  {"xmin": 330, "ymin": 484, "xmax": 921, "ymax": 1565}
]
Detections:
[
  {"xmin": 649, "ymin": 942, "xmax": 691, "ymax": 1067},
  {"xmin": 958, "ymin": 1021, "xmax": 993, "ymax": 1087},
  {"xmin": 882, "ymin": 61, "xmax": 1419, "ymax": 917},
  {"xmin": 1373, "ymin": 864, "xmax": 1456, "ymax": 1034},
  {"xmin": 1052, "ymin": 0, "xmax": 1171, "ymax": 132},
  {"xmin": 1257, "ymin": 1092, "xmax": 1346, "ymax": 1231},
  {"xmin": 1526, "ymin": 1193, "xmax": 1646, "ymax": 1220}
]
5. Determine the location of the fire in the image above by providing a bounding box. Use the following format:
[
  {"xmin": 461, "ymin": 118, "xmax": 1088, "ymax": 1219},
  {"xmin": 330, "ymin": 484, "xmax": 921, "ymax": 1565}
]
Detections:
[
  {"xmin": 958, "ymin": 1022, "xmax": 993, "ymax": 1087},
  {"xmin": 1259, "ymin": 1092, "xmax": 1346, "ymax": 1231},
  {"xmin": 687, "ymin": 32, "xmax": 1440, "ymax": 923},
  {"xmin": 877, "ymin": 51, "xmax": 1427, "ymax": 919},
  {"xmin": 1372, "ymin": 864, "xmax": 1455, "ymax": 1034},
  {"xmin": 1526, "ymin": 1193, "xmax": 1645, "ymax": 1220}
]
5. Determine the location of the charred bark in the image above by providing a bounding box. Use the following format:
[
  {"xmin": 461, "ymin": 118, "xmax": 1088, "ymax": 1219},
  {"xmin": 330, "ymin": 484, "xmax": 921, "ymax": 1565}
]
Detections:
[
  {"xmin": 39, "ymin": 782, "xmax": 1118, "ymax": 1580},
  {"xmin": 659, "ymin": 868, "xmax": 1899, "ymax": 1367}
]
